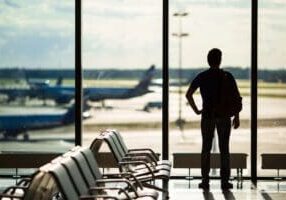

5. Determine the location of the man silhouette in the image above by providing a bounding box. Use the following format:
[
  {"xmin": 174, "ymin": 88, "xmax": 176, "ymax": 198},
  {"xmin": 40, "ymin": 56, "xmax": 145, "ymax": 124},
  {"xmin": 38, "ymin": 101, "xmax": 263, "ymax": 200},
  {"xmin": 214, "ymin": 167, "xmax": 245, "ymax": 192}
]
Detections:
[{"xmin": 186, "ymin": 48, "xmax": 241, "ymax": 190}]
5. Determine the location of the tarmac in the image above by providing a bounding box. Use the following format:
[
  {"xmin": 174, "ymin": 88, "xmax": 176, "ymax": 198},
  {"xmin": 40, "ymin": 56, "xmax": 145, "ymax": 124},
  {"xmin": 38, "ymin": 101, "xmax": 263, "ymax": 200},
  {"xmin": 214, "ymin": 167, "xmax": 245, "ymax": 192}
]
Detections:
[{"xmin": 1, "ymin": 91, "xmax": 286, "ymax": 177}]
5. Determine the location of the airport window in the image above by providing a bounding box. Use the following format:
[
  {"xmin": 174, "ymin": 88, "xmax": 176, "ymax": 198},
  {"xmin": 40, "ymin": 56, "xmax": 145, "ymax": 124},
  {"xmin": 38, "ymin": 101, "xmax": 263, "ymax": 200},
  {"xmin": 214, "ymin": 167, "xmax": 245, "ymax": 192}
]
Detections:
[
  {"xmin": 1, "ymin": 0, "xmax": 285, "ymax": 186},
  {"xmin": 169, "ymin": 1, "xmax": 251, "ymax": 177},
  {"xmin": 0, "ymin": 1, "xmax": 75, "ymax": 185},
  {"xmin": 258, "ymin": 0, "xmax": 286, "ymax": 177},
  {"xmin": 82, "ymin": 1, "xmax": 163, "ymax": 155}
]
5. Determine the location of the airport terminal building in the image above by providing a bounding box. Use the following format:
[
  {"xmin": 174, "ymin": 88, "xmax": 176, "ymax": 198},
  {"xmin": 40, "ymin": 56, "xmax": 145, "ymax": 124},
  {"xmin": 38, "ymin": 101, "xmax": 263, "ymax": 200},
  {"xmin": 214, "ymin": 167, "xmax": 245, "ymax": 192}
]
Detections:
[{"xmin": 1, "ymin": 1, "xmax": 286, "ymax": 199}]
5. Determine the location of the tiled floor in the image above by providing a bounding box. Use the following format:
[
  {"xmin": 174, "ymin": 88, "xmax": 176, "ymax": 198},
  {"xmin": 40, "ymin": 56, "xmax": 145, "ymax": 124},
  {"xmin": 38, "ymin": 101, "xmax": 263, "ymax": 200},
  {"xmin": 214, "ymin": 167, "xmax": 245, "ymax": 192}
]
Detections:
[{"xmin": 167, "ymin": 180, "xmax": 286, "ymax": 200}]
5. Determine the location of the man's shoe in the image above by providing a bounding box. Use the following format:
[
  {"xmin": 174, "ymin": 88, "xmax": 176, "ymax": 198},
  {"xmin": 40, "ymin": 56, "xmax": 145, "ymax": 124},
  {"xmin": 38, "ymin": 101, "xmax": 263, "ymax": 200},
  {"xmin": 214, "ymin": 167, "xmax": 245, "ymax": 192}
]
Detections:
[
  {"xmin": 221, "ymin": 182, "xmax": 233, "ymax": 190},
  {"xmin": 198, "ymin": 182, "xmax": 210, "ymax": 190}
]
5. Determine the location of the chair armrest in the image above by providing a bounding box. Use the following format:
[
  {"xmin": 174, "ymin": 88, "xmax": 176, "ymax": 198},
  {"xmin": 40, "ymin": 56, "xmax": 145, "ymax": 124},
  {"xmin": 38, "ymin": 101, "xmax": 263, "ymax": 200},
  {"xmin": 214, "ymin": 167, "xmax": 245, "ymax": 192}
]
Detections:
[
  {"xmin": 0, "ymin": 193, "xmax": 24, "ymax": 199},
  {"xmin": 95, "ymin": 178, "xmax": 138, "ymax": 197},
  {"xmin": 128, "ymin": 148, "xmax": 159, "ymax": 160},
  {"xmin": 3, "ymin": 185, "xmax": 28, "ymax": 194},
  {"xmin": 119, "ymin": 161, "xmax": 155, "ymax": 179},
  {"xmin": 122, "ymin": 156, "xmax": 156, "ymax": 169},
  {"xmin": 89, "ymin": 186, "xmax": 132, "ymax": 200},
  {"xmin": 80, "ymin": 194, "xmax": 119, "ymax": 200},
  {"xmin": 102, "ymin": 172, "xmax": 143, "ymax": 189},
  {"xmin": 17, "ymin": 178, "xmax": 32, "ymax": 187},
  {"xmin": 125, "ymin": 152, "xmax": 158, "ymax": 164}
]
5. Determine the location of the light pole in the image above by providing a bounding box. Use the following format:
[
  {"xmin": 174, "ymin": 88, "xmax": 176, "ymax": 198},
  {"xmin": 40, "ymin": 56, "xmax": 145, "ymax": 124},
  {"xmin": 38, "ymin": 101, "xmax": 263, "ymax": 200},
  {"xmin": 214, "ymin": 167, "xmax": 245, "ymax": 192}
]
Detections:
[{"xmin": 173, "ymin": 12, "xmax": 189, "ymax": 134}]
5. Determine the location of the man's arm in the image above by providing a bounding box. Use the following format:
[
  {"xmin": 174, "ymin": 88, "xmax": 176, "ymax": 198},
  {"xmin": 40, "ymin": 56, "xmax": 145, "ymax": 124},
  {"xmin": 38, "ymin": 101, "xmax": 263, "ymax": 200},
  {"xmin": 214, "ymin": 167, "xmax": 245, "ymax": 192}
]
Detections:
[
  {"xmin": 231, "ymin": 74, "xmax": 241, "ymax": 129},
  {"xmin": 233, "ymin": 113, "xmax": 240, "ymax": 129},
  {"xmin": 186, "ymin": 86, "xmax": 202, "ymax": 115}
]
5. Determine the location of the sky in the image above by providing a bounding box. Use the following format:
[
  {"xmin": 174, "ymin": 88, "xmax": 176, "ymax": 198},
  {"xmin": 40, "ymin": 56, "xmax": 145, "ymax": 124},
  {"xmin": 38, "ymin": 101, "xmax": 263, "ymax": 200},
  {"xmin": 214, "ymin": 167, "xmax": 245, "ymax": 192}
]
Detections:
[{"xmin": 0, "ymin": 0, "xmax": 285, "ymax": 70}]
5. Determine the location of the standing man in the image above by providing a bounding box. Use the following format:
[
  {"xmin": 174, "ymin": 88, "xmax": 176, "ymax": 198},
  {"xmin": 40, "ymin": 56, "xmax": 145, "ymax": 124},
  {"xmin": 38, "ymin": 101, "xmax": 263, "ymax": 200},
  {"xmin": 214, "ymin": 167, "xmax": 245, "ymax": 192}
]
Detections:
[{"xmin": 186, "ymin": 48, "xmax": 241, "ymax": 190}]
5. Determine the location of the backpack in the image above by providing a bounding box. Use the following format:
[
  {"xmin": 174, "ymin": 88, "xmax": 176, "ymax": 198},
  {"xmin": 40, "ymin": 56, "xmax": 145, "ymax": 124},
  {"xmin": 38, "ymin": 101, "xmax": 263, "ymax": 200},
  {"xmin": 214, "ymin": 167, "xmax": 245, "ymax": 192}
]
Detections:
[{"xmin": 215, "ymin": 70, "xmax": 242, "ymax": 117}]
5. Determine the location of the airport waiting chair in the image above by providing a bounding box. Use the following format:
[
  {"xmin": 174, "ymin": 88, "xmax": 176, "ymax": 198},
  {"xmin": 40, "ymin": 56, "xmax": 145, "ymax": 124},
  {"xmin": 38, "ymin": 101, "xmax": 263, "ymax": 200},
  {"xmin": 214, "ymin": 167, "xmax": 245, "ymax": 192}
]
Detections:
[
  {"xmin": 107, "ymin": 130, "xmax": 171, "ymax": 167},
  {"xmin": 104, "ymin": 130, "xmax": 171, "ymax": 172},
  {"xmin": 59, "ymin": 146, "xmax": 158, "ymax": 200},
  {"xmin": 0, "ymin": 153, "xmax": 124, "ymax": 200},
  {"xmin": 66, "ymin": 146, "xmax": 146, "ymax": 191},
  {"xmin": 92, "ymin": 132, "xmax": 171, "ymax": 175},
  {"xmin": 69, "ymin": 147, "xmax": 159, "ymax": 200},
  {"xmin": 41, "ymin": 162, "xmax": 122, "ymax": 200},
  {"xmin": 90, "ymin": 133, "xmax": 170, "ymax": 197}
]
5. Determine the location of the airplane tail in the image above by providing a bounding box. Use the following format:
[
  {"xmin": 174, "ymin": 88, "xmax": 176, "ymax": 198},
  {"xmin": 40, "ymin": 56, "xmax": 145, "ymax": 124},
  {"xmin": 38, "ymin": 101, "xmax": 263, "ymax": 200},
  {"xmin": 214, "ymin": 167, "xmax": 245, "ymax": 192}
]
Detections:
[
  {"xmin": 56, "ymin": 76, "xmax": 63, "ymax": 86},
  {"xmin": 62, "ymin": 99, "xmax": 91, "ymax": 124},
  {"xmin": 25, "ymin": 72, "xmax": 31, "ymax": 86},
  {"xmin": 62, "ymin": 105, "xmax": 75, "ymax": 124},
  {"xmin": 133, "ymin": 65, "xmax": 156, "ymax": 94}
]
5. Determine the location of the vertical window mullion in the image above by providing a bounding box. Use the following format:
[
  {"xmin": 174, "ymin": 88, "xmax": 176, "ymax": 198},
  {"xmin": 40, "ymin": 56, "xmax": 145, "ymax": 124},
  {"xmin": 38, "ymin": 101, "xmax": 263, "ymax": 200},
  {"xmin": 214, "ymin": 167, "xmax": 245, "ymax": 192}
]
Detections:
[
  {"xmin": 162, "ymin": 0, "xmax": 169, "ymax": 160},
  {"xmin": 251, "ymin": 0, "xmax": 258, "ymax": 185},
  {"xmin": 75, "ymin": 0, "xmax": 82, "ymax": 146}
]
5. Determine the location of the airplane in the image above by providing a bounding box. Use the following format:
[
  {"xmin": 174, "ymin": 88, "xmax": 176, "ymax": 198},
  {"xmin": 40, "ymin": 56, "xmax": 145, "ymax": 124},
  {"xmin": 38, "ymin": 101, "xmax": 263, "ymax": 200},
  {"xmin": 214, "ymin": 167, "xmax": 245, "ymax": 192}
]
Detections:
[
  {"xmin": 0, "ymin": 103, "xmax": 91, "ymax": 141},
  {"xmin": 0, "ymin": 65, "xmax": 156, "ymax": 105},
  {"xmin": 27, "ymin": 79, "xmax": 50, "ymax": 88},
  {"xmin": 27, "ymin": 76, "xmax": 63, "ymax": 89},
  {"xmin": 85, "ymin": 65, "xmax": 156, "ymax": 102},
  {"xmin": 29, "ymin": 84, "xmax": 74, "ymax": 105},
  {"xmin": 34, "ymin": 65, "xmax": 156, "ymax": 103},
  {"xmin": 0, "ymin": 87, "xmax": 31, "ymax": 103},
  {"xmin": 1, "ymin": 65, "xmax": 156, "ymax": 105},
  {"xmin": 0, "ymin": 77, "xmax": 64, "ymax": 103}
]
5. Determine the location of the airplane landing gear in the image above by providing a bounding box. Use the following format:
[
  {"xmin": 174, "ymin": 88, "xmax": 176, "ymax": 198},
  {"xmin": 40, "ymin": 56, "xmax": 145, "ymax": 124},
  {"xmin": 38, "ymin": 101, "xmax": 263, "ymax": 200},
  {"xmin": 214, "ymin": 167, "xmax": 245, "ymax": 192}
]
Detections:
[
  {"xmin": 1, "ymin": 132, "xmax": 30, "ymax": 141},
  {"xmin": 2, "ymin": 133, "xmax": 18, "ymax": 141},
  {"xmin": 100, "ymin": 101, "xmax": 113, "ymax": 110},
  {"xmin": 101, "ymin": 100, "xmax": 106, "ymax": 108},
  {"xmin": 23, "ymin": 133, "xmax": 29, "ymax": 141},
  {"xmin": 3, "ymin": 133, "xmax": 9, "ymax": 140}
]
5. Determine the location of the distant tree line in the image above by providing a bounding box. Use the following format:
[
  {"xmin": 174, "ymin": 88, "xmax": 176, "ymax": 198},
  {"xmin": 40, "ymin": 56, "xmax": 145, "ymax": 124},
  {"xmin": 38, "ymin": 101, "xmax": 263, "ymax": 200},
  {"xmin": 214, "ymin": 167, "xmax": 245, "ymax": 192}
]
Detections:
[{"xmin": 0, "ymin": 67, "xmax": 285, "ymax": 83}]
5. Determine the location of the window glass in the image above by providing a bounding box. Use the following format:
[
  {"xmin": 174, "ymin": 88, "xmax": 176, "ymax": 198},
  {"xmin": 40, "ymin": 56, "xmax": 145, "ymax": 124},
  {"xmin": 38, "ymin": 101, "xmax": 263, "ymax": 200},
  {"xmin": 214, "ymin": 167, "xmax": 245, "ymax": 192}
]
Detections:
[
  {"xmin": 258, "ymin": 0, "xmax": 286, "ymax": 176},
  {"xmin": 82, "ymin": 1, "xmax": 162, "ymax": 155},
  {"xmin": 170, "ymin": 0, "xmax": 251, "ymax": 177},
  {"xmin": 0, "ymin": 0, "xmax": 75, "ymax": 185},
  {"xmin": 0, "ymin": 0, "xmax": 75, "ymax": 151}
]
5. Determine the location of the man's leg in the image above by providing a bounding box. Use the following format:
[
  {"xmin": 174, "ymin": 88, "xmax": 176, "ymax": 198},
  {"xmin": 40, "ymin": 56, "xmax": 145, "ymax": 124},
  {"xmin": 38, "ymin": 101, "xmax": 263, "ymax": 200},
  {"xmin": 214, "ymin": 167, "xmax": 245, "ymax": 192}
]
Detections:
[
  {"xmin": 216, "ymin": 117, "xmax": 232, "ymax": 188},
  {"xmin": 200, "ymin": 117, "xmax": 215, "ymax": 185}
]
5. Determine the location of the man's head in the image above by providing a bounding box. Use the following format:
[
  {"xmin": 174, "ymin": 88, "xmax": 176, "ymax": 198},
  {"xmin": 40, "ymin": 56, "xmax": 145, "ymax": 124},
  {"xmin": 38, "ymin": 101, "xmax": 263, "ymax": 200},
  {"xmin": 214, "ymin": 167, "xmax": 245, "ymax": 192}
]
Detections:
[{"xmin": 207, "ymin": 48, "xmax": 222, "ymax": 68}]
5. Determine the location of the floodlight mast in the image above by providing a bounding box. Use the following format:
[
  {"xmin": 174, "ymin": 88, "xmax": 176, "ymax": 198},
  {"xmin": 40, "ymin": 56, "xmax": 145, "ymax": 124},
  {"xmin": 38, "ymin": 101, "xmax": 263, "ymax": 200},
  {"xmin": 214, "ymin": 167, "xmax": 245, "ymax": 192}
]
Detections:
[{"xmin": 173, "ymin": 11, "xmax": 189, "ymax": 133}]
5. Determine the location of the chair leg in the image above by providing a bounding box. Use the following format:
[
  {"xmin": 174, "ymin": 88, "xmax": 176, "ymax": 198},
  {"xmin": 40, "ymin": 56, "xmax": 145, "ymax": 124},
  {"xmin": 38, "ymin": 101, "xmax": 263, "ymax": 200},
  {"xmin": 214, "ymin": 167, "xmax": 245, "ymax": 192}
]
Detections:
[
  {"xmin": 163, "ymin": 179, "xmax": 169, "ymax": 200},
  {"xmin": 142, "ymin": 182, "xmax": 169, "ymax": 199}
]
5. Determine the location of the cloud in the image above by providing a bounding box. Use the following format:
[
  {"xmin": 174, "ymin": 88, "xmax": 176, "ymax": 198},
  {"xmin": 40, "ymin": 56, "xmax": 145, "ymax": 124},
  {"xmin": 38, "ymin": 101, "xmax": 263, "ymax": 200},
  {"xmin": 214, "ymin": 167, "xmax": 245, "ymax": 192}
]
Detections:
[
  {"xmin": 0, "ymin": 0, "xmax": 285, "ymax": 69},
  {"xmin": 0, "ymin": 28, "xmax": 74, "ymax": 68},
  {"xmin": 82, "ymin": 0, "xmax": 285, "ymax": 69},
  {"xmin": 83, "ymin": 0, "xmax": 161, "ymax": 18},
  {"xmin": 82, "ymin": 1, "xmax": 162, "ymax": 69},
  {"xmin": 82, "ymin": 1, "xmax": 253, "ymax": 69},
  {"xmin": 0, "ymin": 0, "xmax": 74, "ymax": 68},
  {"xmin": 170, "ymin": 0, "xmax": 286, "ymax": 9}
]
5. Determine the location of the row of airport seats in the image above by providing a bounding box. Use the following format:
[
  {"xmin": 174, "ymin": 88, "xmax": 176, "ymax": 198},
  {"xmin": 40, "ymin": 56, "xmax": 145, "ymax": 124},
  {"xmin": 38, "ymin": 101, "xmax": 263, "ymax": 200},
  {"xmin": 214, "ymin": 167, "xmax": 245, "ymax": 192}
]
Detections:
[
  {"xmin": 0, "ymin": 130, "xmax": 171, "ymax": 200},
  {"xmin": 91, "ymin": 130, "xmax": 171, "ymax": 195}
]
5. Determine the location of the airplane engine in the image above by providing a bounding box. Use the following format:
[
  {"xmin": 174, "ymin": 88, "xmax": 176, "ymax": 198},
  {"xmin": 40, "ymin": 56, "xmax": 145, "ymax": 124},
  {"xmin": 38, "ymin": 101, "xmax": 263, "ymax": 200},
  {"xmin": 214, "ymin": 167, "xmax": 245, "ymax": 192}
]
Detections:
[{"xmin": 55, "ymin": 96, "xmax": 72, "ymax": 105}]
